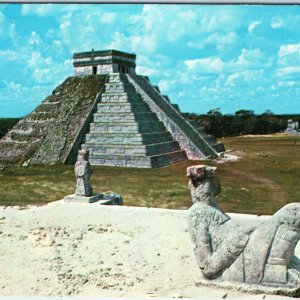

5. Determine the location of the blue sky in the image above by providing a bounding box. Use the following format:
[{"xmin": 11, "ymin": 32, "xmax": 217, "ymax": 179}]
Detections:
[{"xmin": 0, "ymin": 4, "xmax": 300, "ymax": 117}]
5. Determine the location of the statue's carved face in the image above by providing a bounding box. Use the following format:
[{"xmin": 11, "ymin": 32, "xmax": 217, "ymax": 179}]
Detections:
[
  {"xmin": 77, "ymin": 149, "xmax": 89, "ymax": 161},
  {"xmin": 187, "ymin": 165, "xmax": 206, "ymax": 180},
  {"xmin": 187, "ymin": 165, "xmax": 220, "ymax": 206}
]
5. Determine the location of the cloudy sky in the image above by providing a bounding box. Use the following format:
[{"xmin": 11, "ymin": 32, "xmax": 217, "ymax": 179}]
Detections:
[{"xmin": 0, "ymin": 4, "xmax": 300, "ymax": 117}]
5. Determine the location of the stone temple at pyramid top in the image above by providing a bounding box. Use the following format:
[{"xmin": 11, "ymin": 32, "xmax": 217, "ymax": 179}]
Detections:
[{"xmin": 73, "ymin": 49, "xmax": 136, "ymax": 76}]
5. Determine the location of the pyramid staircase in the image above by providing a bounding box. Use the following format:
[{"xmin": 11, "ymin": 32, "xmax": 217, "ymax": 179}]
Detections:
[
  {"xmin": 127, "ymin": 74, "xmax": 224, "ymax": 159},
  {"xmin": 187, "ymin": 121, "xmax": 225, "ymax": 153},
  {"xmin": 81, "ymin": 73, "xmax": 188, "ymax": 168}
]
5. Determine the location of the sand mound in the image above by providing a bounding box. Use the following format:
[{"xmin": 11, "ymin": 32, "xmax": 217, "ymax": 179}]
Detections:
[{"xmin": 0, "ymin": 201, "xmax": 298, "ymax": 299}]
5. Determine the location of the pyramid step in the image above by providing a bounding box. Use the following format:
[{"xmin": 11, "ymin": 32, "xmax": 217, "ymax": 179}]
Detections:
[
  {"xmin": 35, "ymin": 103, "xmax": 60, "ymax": 113},
  {"xmin": 29, "ymin": 111, "xmax": 54, "ymax": 120},
  {"xmin": 187, "ymin": 120, "xmax": 198, "ymax": 127},
  {"xmin": 101, "ymin": 92, "xmax": 141, "ymax": 102},
  {"xmin": 101, "ymin": 93, "xmax": 143, "ymax": 103},
  {"xmin": 85, "ymin": 131, "xmax": 173, "ymax": 145},
  {"xmin": 82, "ymin": 141, "xmax": 181, "ymax": 156},
  {"xmin": 97, "ymin": 102, "xmax": 151, "ymax": 113},
  {"xmin": 197, "ymin": 127, "xmax": 206, "ymax": 135},
  {"xmin": 12, "ymin": 120, "xmax": 48, "ymax": 133},
  {"xmin": 104, "ymin": 80, "xmax": 133, "ymax": 88},
  {"xmin": 101, "ymin": 92, "xmax": 128, "ymax": 102},
  {"xmin": 89, "ymin": 150, "xmax": 187, "ymax": 168},
  {"xmin": 9, "ymin": 132, "xmax": 44, "ymax": 142},
  {"xmin": 93, "ymin": 112, "xmax": 158, "ymax": 123},
  {"xmin": 108, "ymin": 73, "xmax": 122, "ymax": 83},
  {"xmin": 105, "ymin": 83, "xmax": 126, "ymax": 93},
  {"xmin": 211, "ymin": 142, "xmax": 225, "ymax": 153},
  {"xmin": 25, "ymin": 119, "xmax": 52, "ymax": 124},
  {"xmin": 203, "ymin": 135, "xmax": 217, "ymax": 144},
  {"xmin": 90, "ymin": 156, "xmax": 152, "ymax": 168},
  {"xmin": 89, "ymin": 121, "xmax": 166, "ymax": 134},
  {"xmin": 150, "ymin": 150, "xmax": 187, "ymax": 168}
]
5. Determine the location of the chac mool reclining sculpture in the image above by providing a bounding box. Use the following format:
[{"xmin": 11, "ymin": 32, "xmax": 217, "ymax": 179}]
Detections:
[{"xmin": 187, "ymin": 165, "xmax": 300, "ymax": 296}]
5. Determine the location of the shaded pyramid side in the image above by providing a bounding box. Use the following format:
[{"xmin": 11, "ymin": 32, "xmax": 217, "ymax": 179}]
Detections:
[
  {"xmin": 0, "ymin": 75, "xmax": 107, "ymax": 165},
  {"xmin": 81, "ymin": 73, "xmax": 188, "ymax": 168},
  {"xmin": 127, "ymin": 74, "xmax": 225, "ymax": 159}
]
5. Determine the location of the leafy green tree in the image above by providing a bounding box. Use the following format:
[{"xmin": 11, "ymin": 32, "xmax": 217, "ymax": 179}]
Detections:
[
  {"xmin": 234, "ymin": 109, "xmax": 255, "ymax": 117},
  {"xmin": 0, "ymin": 118, "xmax": 20, "ymax": 139},
  {"xmin": 261, "ymin": 109, "xmax": 274, "ymax": 116},
  {"xmin": 207, "ymin": 108, "xmax": 222, "ymax": 117}
]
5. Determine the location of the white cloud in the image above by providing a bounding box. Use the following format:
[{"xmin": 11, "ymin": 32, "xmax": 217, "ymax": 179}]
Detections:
[
  {"xmin": 278, "ymin": 43, "xmax": 300, "ymax": 67},
  {"xmin": 232, "ymin": 48, "xmax": 269, "ymax": 69},
  {"xmin": 27, "ymin": 51, "xmax": 42, "ymax": 67},
  {"xmin": 28, "ymin": 31, "xmax": 42, "ymax": 46},
  {"xmin": 22, "ymin": 4, "xmax": 56, "ymax": 17},
  {"xmin": 158, "ymin": 79, "xmax": 171, "ymax": 92},
  {"xmin": 33, "ymin": 68, "xmax": 53, "ymax": 83},
  {"xmin": 277, "ymin": 80, "xmax": 297, "ymax": 87},
  {"xmin": 277, "ymin": 66, "xmax": 300, "ymax": 76},
  {"xmin": 188, "ymin": 32, "xmax": 238, "ymax": 50},
  {"xmin": 3, "ymin": 80, "xmax": 23, "ymax": 95},
  {"xmin": 101, "ymin": 12, "xmax": 116, "ymax": 24},
  {"xmin": 198, "ymin": 8, "xmax": 243, "ymax": 33},
  {"xmin": 136, "ymin": 66, "xmax": 159, "ymax": 77},
  {"xmin": 185, "ymin": 57, "xmax": 224, "ymax": 73},
  {"xmin": 60, "ymin": 12, "xmax": 72, "ymax": 31},
  {"xmin": 0, "ymin": 80, "xmax": 52, "ymax": 117},
  {"xmin": 279, "ymin": 43, "xmax": 300, "ymax": 57},
  {"xmin": 271, "ymin": 17, "xmax": 283, "ymax": 29},
  {"xmin": 0, "ymin": 50, "xmax": 20, "ymax": 61},
  {"xmin": 21, "ymin": 4, "xmax": 80, "ymax": 17},
  {"xmin": 248, "ymin": 21, "xmax": 261, "ymax": 33}
]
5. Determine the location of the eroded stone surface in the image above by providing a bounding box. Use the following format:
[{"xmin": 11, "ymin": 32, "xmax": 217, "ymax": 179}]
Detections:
[
  {"xmin": 285, "ymin": 119, "xmax": 300, "ymax": 135},
  {"xmin": 187, "ymin": 164, "xmax": 300, "ymax": 296},
  {"xmin": 74, "ymin": 149, "xmax": 93, "ymax": 197}
]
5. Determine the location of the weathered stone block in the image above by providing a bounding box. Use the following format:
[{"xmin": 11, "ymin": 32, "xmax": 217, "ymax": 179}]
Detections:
[
  {"xmin": 64, "ymin": 193, "xmax": 103, "ymax": 203},
  {"xmin": 263, "ymin": 264, "xmax": 287, "ymax": 285}
]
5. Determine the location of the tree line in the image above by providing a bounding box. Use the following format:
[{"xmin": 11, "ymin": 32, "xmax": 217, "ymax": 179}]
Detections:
[
  {"xmin": 183, "ymin": 109, "xmax": 300, "ymax": 138},
  {"xmin": 1, "ymin": 110, "xmax": 300, "ymax": 140},
  {"xmin": 0, "ymin": 118, "xmax": 20, "ymax": 139}
]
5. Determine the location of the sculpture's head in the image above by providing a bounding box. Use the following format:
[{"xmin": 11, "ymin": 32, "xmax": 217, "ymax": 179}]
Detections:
[
  {"xmin": 78, "ymin": 149, "xmax": 89, "ymax": 161},
  {"xmin": 187, "ymin": 165, "xmax": 217, "ymax": 183},
  {"xmin": 187, "ymin": 165, "xmax": 220, "ymax": 206},
  {"xmin": 187, "ymin": 164, "xmax": 206, "ymax": 180}
]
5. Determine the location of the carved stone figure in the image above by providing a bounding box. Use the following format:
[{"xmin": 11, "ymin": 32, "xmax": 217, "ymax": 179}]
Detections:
[
  {"xmin": 286, "ymin": 119, "xmax": 299, "ymax": 132},
  {"xmin": 74, "ymin": 149, "xmax": 93, "ymax": 197},
  {"xmin": 187, "ymin": 165, "xmax": 300, "ymax": 295},
  {"xmin": 64, "ymin": 149, "xmax": 123, "ymax": 204}
]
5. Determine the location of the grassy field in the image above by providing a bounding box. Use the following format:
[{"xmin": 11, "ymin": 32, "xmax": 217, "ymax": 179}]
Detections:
[{"xmin": 0, "ymin": 134, "xmax": 299, "ymax": 215}]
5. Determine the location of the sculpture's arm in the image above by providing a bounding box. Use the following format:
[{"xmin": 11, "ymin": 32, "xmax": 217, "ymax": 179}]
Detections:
[{"xmin": 200, "ymin": 230, "xmax": 249, "ymax": 279}]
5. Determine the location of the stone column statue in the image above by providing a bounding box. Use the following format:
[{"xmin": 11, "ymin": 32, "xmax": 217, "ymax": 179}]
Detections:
[
  {"xmin": 187, "ymin": 164, "xmax": 300, "ymax": 295},
  {"xmin": 74, "ymin": 149, "xmax": 93, "ymax": 197}
]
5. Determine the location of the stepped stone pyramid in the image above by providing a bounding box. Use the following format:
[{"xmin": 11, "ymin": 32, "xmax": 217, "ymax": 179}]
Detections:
[
  {"xmin": 81, "ymin": 73, "xmax": 187, "ymax": 167},
  {"xmin": 0, "ymin": 49, "xmax": 224, "ymax": 168}
]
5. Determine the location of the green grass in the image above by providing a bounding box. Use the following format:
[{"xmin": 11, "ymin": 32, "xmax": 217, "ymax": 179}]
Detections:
[
  {"xmin": 217, "ymin": 134, "xmax": 300, "ymax": 214},
  {"xmin": 0, "ymin": 134, "xmax": 299, "ymax": 215}
]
